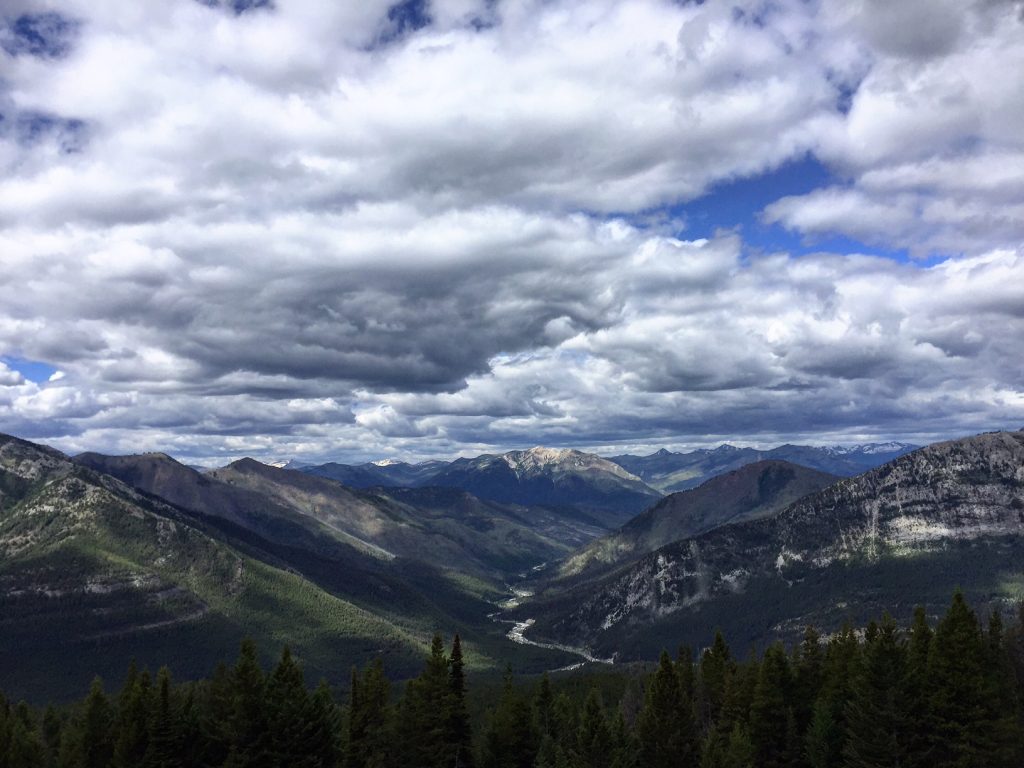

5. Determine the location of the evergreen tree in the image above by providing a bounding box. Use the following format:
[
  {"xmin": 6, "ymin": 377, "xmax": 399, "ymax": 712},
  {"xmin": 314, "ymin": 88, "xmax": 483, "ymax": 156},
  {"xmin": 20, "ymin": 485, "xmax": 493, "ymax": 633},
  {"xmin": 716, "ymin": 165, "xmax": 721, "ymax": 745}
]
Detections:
[
  {"xmin": 58, "ymin": 678, "xmax": 113, "ymax": 768},
  {"xmin": 226, "ymin": 638, "xmax": 268, "ymax": 767},
  {"xmin": 42, "ymin": 703, "xmax": 63, "ymax": 762},
  {"xmin": 901, "ymin": 605, "xmax": 933, "ymax": 768},
  {"xmin": 111, "ymin": 664, "xmax": 151, "ymax": 768},
  {"xmin": 477, "ymin": 666, "xmax": 537, "ymax": 768},
  {"xmin": 145, "ymin": 668, "xmax": 181, "ymax": 768},
  {"xmin": 636, "ymin": 650, "xmax": 696, "ymax": 768},
  {"xmin": 308, "ymin": 681, "xmax": 341, "ymax": 768},
  {"xmin": 346, "ymin": 659, "xmax": 392, "ymax": 768},
  {"xmin": 748, "ymin": 643, "xmax": 793, "ymax": 768},
  {"xmin": 842, "ymin": 613, "xmax": 905, "ymax": 768},
  {"xmin": 196, "ymin": 661, "xmax": 234, "ymax": 768},
  {"xmin": 608, "ymin": 708, "xmax": 639, "ymax": 768},
  {"xmin": 398, "ymin": 635, "xmax": 454, "ymax": 768},
  {"xmin": 722, "ymin": 722, "xmax": 755, "ymax": 768},
  {"xmin": 804, "ymin": 623, "xmax": 859, "ymax": 768},
  {"xmin": 699, "ymin": 630, "xmax": 732, "ymax": 728},
  {"xmin": 793, "ymin": 626, "xmax": 824, "ymax": 736},
  {"xmin": 532, "ymin": 673, "xmax": 554, "ymax": 741},
  {"xmin": 576, "ymin": 688, "xmax": 612, "ymax": 768},
  {"xmin": 983, "ymin": 609, "xmax": 1023, "ymax": 767},
  {"xmin": 265, "ymin": 647, "xmax": 318, "ymax": 768},
  {"xmin": 924, "ymin": 592, "xmax": 1011, "ymax": 767},
  {"xmin": 5, "ymin": 707, "xmax": 46, "ymax": 768},
  {"xmin": 447, "ymin": 635, "xmax": 473, "ymax": 768}
]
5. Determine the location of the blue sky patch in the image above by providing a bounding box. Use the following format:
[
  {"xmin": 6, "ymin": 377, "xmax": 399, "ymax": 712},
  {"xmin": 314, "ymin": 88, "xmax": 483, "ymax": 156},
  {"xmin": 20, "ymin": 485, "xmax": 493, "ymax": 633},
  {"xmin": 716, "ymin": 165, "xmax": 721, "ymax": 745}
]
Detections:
[
  {"xmin": 1, "ymin": 357, "xmax": 59, "ymax": 384},
  {"xmin": 668, "ymin": 157, "xmax": 910, "ymax": 261}
]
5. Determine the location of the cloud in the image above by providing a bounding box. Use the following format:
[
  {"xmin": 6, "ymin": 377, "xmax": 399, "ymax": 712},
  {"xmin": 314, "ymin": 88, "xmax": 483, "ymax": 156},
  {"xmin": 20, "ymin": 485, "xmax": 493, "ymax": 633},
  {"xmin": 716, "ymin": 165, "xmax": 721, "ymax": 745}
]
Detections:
[{"xmin": 0, "ymin": 0, "xmax": 1021, "ymax": 463}]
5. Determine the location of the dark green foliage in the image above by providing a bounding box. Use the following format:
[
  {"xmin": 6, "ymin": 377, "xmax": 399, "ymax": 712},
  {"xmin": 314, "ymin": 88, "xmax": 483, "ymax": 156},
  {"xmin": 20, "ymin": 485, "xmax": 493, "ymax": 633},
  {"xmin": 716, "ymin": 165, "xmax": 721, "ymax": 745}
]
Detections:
[
  {"xmin": 477, "ymin": 667, "xmax": 536, "ymax": 768},
  {"xmin": 636, "ymin": 650, "xmax": 698, "ymax": 768},
  {"xmin": 345, "ymin": 659, "xmax": 392, "ymax": 768},
  {"xmin": 0, "ymin": 592, "xmax": 1021, "ymax": 768},
  {"xmin": 748, "ymin": 643, "xmax": 794, "ymax": 768},
  {"xmin": 842, "ymin": 614, "xmax": 905, "ymax": 768}
]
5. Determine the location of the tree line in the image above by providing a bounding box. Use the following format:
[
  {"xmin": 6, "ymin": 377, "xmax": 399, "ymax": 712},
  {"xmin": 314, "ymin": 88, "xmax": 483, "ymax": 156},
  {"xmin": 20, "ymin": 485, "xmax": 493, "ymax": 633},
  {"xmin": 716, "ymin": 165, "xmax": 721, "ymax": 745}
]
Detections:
[{"xmin": 1, "ymin": 592, "xmax": 1022, "ymax": 767}]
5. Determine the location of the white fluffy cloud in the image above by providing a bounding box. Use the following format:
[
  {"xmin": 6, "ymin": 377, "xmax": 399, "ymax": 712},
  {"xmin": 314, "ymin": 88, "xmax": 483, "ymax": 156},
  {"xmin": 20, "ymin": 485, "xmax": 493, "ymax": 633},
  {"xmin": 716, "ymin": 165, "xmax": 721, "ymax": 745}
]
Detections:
[{"xmin": 0, "ymin": 0, "xmax": 1022, "ymax": 462}]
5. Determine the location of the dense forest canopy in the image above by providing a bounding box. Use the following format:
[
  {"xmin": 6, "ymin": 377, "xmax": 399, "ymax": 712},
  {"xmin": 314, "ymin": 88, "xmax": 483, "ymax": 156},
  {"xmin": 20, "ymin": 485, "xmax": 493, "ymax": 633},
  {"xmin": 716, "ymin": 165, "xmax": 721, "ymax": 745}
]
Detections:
[{"xmin": 1, "ymin": 592, "xmax": 1022, "ymax": 768}]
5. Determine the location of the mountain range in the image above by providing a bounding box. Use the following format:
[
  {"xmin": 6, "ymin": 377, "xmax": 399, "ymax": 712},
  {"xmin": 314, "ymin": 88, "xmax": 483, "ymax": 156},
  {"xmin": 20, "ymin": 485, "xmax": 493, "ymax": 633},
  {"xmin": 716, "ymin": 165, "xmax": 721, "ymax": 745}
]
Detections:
[
  {"xmin": 2, "ymin": 427, "xmax": 1021, "ymax": 704},
  {"xmin": 305, "ymin": 447, "xmax": 661, "ymax": 527},
  {"xmin": 521, "ymin": 430, "xmax": 1024, "ymax": 659},
  {"xmin": 3, "ymin": 437, "xmax": 585, "ymax": 702},
  {"xmin": 607, "ymin": 441, "xmax": 918, "ymax": 492}
]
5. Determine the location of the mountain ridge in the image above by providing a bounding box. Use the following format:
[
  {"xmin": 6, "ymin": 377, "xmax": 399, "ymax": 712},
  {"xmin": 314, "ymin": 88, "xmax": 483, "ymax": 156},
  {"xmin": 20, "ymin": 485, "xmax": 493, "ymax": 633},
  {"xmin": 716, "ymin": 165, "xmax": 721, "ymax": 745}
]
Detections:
[{"xmin": 523, "ymin": 429, "xmax": 1024, "ymax": 658}]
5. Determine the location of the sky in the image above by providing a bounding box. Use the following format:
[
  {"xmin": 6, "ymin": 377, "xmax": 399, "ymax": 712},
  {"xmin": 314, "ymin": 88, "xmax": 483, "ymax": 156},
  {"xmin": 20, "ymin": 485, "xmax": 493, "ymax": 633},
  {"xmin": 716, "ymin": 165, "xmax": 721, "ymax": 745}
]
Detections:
[{"xmin": 1, "ymin": 0, "xmax": 1023, "ymax": 465}]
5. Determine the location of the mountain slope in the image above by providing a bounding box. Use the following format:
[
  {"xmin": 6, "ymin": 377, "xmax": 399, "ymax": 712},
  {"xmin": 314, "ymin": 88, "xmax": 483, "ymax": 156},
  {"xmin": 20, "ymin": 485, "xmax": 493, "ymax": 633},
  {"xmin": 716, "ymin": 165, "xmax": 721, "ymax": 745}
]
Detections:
[
  {"xmin": 423, "ymin": 447, "xmax": 662, "ymax": 526},
  {"xmin": 557, "ymin": 460, "xmax": 839, "ymax": 580},
  {"xmin": 0, "ymin": 434, "xmax": 428, "ymax": 702},
  {"xmin": 526, "ymin": 430, "xmax": 1024, "ymax": 659},
  {"xmin": 609, "ymin": 442, "xmax": 918, "ymax": 492},
  {"xmin": 207, "ymin": 458, "xmax": 572, "ymax": 576}
]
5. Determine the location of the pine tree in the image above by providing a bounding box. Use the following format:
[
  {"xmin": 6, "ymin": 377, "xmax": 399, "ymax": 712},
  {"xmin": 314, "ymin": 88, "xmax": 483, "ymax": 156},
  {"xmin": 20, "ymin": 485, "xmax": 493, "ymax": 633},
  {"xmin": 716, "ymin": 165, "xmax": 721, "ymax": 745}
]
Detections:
[
  {"xmin": 347, "ymin": 659, "xmax": 392, "ymax": 768},
  {"xmin": 636, "ymin": 650, "xmax": 695, "ymax": 768},
  {"xmin": 925, "ymin": 591, "xmax": 991, "ymax": 767},
  {"xmin": 145, "ymin": 668, "xmax": 182, "ymax": 768},
  {"xmin": 608, "ymin": 708, "xmax": 639, "ymax": 768},
  {"xmin": 793, "ymin": 626, "xmax": 824, "ymax": 736},
  {"xmin": 533, "ymin": 673, "xmax": 554, "ymax": 741},
  {"xmin": 576, "ymin": 688, "xmax": 612, "ymax": 768},
  {"xmin": 842, "ymin": 613, "xmax": 905, "ymax": 768},
  {"xmin": 398, "ymin": 635, "xmax": 454, "ymax": 768},
  {"xmin": 226, "ymin": 638, "xmax": 268, "ymax": 767},
  {"xmin": 309, "ymin": 681, "xmax": 342, "ymax": 768},
  {"xmin": 59, "ymin": 677, "xmax": 114, "ymax": 768},
  {"xmin": 748, "ymin": 643, "xmax": 792, "ymax": 768},
  {"xmin": 699, "ymin": 630, "xmax": 732, "ymax": 728},
  {"xmin": 447, "ymin": 634, "xmax": 473, "ymax": 768},
  {"xmin": 477, "ymin": 666, "xmax": 537, "ymax": 768},
  {"xmin": 42, "ymin": 703, "xmax": 63, "ymax": 760},
  {"xmin": 111, "ymin": 663, "xmax": 151, "ymax": 768},
  {"xmin": 805, "ymin": 622, "xmax": 859, "ymax": 768},
  {"xmin": 901, "ymin": 605, "xmax": 933, "ymax": 768},
  {"xmin": 982, "ymin": 609, "xmax": 1023, "ymax": 767},
  {"xmin": 721, "ymin": 721, "xmax": 755, "ymax": 768},
  {"xmin": 264, "ymin": 647, "xmax": 318, "ymax": 768},
  {"xmin": 196, "ymin": 661, "xmax": 234, "ymax": 768}
]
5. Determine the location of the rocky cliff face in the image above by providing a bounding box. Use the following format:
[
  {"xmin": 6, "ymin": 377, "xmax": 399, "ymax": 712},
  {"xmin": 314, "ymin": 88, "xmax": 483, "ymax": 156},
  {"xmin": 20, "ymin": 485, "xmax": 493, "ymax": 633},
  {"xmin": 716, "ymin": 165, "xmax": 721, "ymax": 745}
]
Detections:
[{"xmin": 530, "ymin": 430, "xmax": 1024, "ymax": 655}]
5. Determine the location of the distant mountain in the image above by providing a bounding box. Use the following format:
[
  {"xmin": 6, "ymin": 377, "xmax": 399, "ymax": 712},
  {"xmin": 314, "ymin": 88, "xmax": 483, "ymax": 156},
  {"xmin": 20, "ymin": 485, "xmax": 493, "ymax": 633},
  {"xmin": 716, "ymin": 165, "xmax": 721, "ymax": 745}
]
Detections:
[
  {"xmin": 525, "ymin": 430, "xmax": 1024, "ymax": 659},
  {"xmin": 422, "ymin": 447, "xmax": 663, "ymax": 527},
  {"xmin": 303, "ymin": 447, "xmax": 662, "ymax": 528},
  {"xmin": 608, "ymin": 441, "xmax": 918, "ymax": 492},
  {"xmin": 557, "ymin": 460, "xmax": 839, "ymax": 581},
  {"xmin": 75, "ymin": 452, "xmax": 571, "ymax": 580},
  {"xmin": 208, "ymin": 458, "xmax": 573, "ymax": 576},
  {"xmin": 304, "ymin": 459, "xmax": 450, "ymax": 488}
]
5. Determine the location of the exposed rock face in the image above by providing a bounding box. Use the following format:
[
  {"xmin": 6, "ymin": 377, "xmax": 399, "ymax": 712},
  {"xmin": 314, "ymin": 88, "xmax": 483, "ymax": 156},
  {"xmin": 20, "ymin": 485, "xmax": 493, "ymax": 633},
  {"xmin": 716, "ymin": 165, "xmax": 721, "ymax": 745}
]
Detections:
[{"xmin": 532, "ymin": 431, "xmax": 1024, "ymax": 655}]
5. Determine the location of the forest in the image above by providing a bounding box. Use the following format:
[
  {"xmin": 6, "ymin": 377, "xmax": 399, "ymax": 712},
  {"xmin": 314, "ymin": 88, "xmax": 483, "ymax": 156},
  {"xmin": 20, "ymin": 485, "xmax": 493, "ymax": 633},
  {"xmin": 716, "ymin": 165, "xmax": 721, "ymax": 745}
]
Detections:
[{"xmin": 1, "ymin": 592, "xmax": 1021, "ymax": 768}]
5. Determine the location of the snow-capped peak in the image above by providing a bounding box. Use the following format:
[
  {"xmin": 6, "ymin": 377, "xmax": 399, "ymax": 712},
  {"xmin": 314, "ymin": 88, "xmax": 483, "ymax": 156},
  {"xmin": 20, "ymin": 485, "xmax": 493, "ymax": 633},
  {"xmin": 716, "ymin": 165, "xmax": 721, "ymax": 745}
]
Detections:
[{"xmin": 371, "ymin": 458, "xmax": 401, "ymax": 467}]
